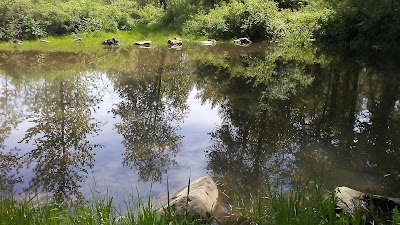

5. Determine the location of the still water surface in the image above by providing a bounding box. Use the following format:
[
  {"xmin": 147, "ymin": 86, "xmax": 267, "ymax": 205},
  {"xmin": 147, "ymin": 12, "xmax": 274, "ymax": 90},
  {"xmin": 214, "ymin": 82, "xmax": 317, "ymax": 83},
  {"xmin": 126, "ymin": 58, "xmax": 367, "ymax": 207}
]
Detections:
[{"xmin": 0, "ymin": 43, "xmax": 399, "ymax": 205}]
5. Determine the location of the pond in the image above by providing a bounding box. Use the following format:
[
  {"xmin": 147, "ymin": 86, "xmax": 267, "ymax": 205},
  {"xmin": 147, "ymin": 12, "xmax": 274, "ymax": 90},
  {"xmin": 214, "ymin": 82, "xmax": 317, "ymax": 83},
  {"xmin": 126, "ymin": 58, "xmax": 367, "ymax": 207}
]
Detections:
[{"xmin": 0, "ymin": 43, "xmax": 399, "ymax": 205}]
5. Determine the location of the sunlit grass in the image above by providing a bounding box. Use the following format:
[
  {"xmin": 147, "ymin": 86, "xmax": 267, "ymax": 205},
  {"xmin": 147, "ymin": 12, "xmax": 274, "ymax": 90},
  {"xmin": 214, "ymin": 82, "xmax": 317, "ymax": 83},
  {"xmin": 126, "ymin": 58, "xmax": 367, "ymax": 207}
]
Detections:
[
  {"xmin": 0, "ymin": 194, "xmax": 212, "ymax": 225},
  {"xmin": 0, "ymin": 24, "xmax": 233, "ymax": 53},
  {"xmin": 0, "ymin": 26, "xmax": 186, "ymax": 53},
  {"xmin": 1, "ymin": 182, "xmax": 400, "ymax": 225},
  {"xmin": 229, "ymin": 181, "xmax": 400, "ymax": 225}
]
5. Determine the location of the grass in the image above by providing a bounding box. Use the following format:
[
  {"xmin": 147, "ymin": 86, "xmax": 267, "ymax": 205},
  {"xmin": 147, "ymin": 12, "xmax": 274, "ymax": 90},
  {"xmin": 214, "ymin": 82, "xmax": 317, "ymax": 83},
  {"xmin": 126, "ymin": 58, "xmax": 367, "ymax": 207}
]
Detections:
[
  {"xmin": 0, "ymin": 193, "xmax": 212, "ymax": 225},
  {"xmin": 1, "ymin": 181, "xmax": 399, "ymax": 225},
  {"xmin": 229, "ymin": 181, "xmax": 400, "ymax": 225},
  {"xmin": 0, "ymin": 25, "xmax": 187, "ymax": 53},
  {"xmin": 0, "ymin": 24, "xmax": 232, "ymax": 53}
]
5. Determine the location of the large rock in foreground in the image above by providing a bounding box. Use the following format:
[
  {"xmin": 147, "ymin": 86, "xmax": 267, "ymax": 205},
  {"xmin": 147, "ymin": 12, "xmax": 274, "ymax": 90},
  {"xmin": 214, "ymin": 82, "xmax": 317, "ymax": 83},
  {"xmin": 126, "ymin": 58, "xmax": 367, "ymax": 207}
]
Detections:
[
  {"xmin": 161, "ymin": 175, "xmax": 219, "ymax": 218},
  {"xmin": 335, "ymin": 186, "xmax": 368, "ymax": 213},
  {"xmin": 335, "ymin": 186, "xmax": 400, "ymax": 220}
]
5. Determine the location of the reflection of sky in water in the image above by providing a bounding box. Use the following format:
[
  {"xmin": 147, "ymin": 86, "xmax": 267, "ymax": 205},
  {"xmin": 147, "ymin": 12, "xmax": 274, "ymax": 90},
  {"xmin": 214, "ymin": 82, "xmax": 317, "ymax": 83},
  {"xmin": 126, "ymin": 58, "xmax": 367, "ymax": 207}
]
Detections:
[
  {"xmin": 81, "ymin": 85, "xmax": 221, "ymax": 205},
  {"xmin": 2, "ymin": 48, "xmax": 400, "ymax": 202},
  {"xmin": 354, "ymin": 97, "xmax": 372, "ymax": 133},
  {"xmin": 3, "ymin": 73, "xmax": 220, "ymax": 205}
]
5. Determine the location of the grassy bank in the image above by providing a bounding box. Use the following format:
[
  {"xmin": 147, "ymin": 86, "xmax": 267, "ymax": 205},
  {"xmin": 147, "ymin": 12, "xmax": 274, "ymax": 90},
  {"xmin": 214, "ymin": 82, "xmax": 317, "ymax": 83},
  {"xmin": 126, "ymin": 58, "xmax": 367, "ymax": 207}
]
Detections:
[
  {"xmin": 0, "ymin": 194, "xmax": 212, "ymax": 225},
  {"xmin": 1, "ymin": 183, "xmax": 399, "ymax": 225},
  {"xmin": 2, "ymin": 0, "xmax": 398, "ymax": 51},
  {"xmin": 0, "ymin": 26, "xmax": 188, "ymax": 52}
]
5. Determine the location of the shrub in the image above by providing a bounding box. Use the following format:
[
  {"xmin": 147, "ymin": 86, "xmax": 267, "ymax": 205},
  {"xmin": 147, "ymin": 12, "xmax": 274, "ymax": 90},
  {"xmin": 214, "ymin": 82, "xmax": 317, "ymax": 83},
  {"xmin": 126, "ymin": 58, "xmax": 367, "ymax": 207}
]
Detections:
[
  {"xmin": 135, "ymin": 5, "xmax": 164, "ymax": 25},
  {"xmin": 0, "ymin": 0, "xmax": 143, "ymax": 40},
  {"xmin": 277, "ymin": 0, "xmax": 333, "ymax": 46},
  {"xmin": 162, "ymin": 0, "xmax": 200, "ymax": 29},
  {"xmin": 321, "ymin": 0, "xmax": 400, "ymax": 49},
  {"xmin": 0, "ymin": 0, "xmax": 43, "ymax": 40},
  {"xmin": 183, "ymin": 0, "xmax": 280, "ymax": 40}
]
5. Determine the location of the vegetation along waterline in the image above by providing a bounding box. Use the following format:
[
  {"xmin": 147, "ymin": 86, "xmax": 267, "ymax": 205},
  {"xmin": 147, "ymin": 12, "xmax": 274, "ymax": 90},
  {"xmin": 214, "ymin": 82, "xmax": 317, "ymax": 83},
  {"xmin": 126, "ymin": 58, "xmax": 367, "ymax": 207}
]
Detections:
[
  {"xmin": 1, "ymin": 177, "xmax": 400, "ymax": 225},
  {"xmin": 1, "ymin": 0, "xmax": 399, "ymax": 50},
  {"xmin": 1, "ymin": 0, "xmax": 400, "ymax": 224},
  {"xmin": 1, "ymin": 39, "xmax": 400, "ymax": 224}
]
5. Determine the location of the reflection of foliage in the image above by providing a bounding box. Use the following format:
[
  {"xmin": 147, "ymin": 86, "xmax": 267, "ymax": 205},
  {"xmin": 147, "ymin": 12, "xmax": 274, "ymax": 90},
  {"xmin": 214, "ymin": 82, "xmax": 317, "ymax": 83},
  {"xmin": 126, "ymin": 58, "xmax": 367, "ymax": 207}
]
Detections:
[
  {"xmin": 21, "ymin": 74, "xmax": 103, "ymax": 202},
  {"xmin": 111, "ymin": 48, "xmax": 192, "ymax": 182},
  {"xmin": 293, "ymin": 55, "xmax": 400, "ymax": 195},
  {"xmin": 0, "ymin": 149, "xmax": 22, "ymax": 193},
  {"xmin": 197, "ymin": 46, "xmax": 400, "ymax": 197},
  {"xmin": 0, "ymin": 74, "xmax": 22, "ymax": 148},
  {"xmin": 194, "ymin": 47, "xmax": 316, "ymax": 106},
  {"xmin": 0, "ymin": 74, "xmax": 23, "ymax": 193},
  {"xmin": 194, "ymin": 52, "xmax": 313, "ymax": 194},
  {"xmin": 208, "ymin": 106, "xmax": 297, "ymax": 194}
]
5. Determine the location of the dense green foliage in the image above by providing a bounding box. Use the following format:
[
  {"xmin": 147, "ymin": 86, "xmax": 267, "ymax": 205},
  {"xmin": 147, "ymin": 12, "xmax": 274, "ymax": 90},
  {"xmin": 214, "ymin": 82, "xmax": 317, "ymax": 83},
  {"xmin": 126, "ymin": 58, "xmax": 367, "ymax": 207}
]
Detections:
[
  {"xmin": 0, "ymin": 0, "xmax": 398, "ymax": 49},
  {"xmin": 323, "ymin": 0, "xmax": 400, "ymax": 48},
  {"xmin": 0, "ymin": 0, "xmax": 184, "ymax": 40},
  {"xmin": 182, "ymin": 0, "xmax": 280, "ymax": 40}
]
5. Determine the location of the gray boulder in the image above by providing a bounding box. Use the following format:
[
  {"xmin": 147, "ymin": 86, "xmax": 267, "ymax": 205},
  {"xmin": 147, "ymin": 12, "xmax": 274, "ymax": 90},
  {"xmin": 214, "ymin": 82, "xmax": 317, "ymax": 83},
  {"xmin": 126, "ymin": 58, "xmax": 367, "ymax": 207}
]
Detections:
[
  {"xmin": 233, "ymin": 37, "xmax": 252, "ymax": 46},
  {"xmin": 167, "ymin": 37, "xmax": 183, "ymax": 46},
  {"xmin": 102, "ymin": 37, "xmax": 120, "ymax": 46},
  {"xmin": 335, "ymin": 186, "xmax": 400, "ymax": 221},
  {"xmin": 160, "ymin": 175, "xmax": 219, "ymax": 218}
]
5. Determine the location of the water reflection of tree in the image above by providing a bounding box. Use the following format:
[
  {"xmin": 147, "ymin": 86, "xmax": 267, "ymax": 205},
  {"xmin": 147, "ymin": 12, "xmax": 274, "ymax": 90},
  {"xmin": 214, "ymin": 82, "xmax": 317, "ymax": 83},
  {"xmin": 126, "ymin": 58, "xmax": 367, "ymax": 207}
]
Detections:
[
  {"xmin": 195, "ymin": 54, "xmax": 315, "ymax": 194},
  {"xmin": 295, "ymin": 56, "xmax": 400, "ymax": 195},
  {"xmin": 197, "ymin": 50, "xmax": 400, "ymax": 197},
  {"xmin": 21, "ymin": 74, "xmax": 103, "ymax": 202},
  {"xmin": 0, "ymin": 74, "xmax": 23, "ymax": 192},
  {"xmin": 111, "ymin": 48, "xmax": 191, "ymax": 182}
]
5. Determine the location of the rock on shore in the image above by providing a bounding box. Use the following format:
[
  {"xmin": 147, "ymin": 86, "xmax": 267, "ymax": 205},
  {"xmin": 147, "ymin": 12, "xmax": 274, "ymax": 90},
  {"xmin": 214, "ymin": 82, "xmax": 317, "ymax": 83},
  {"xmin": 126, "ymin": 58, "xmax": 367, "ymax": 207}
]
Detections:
[{"xmin": 160, "ymin": 175, "xmax": 219, "ymax": 218}]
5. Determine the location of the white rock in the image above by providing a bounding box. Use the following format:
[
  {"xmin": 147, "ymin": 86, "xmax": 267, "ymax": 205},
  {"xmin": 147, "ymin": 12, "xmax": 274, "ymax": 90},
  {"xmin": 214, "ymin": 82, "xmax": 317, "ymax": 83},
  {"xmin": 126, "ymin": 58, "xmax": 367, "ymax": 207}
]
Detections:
[
  {"xmin": 162, "ymin": 175, "xmax": 219, "ymax": 218},
  {"xmin": 335, "ymin": 186, "xmax": 367, "ymax": 213}
]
